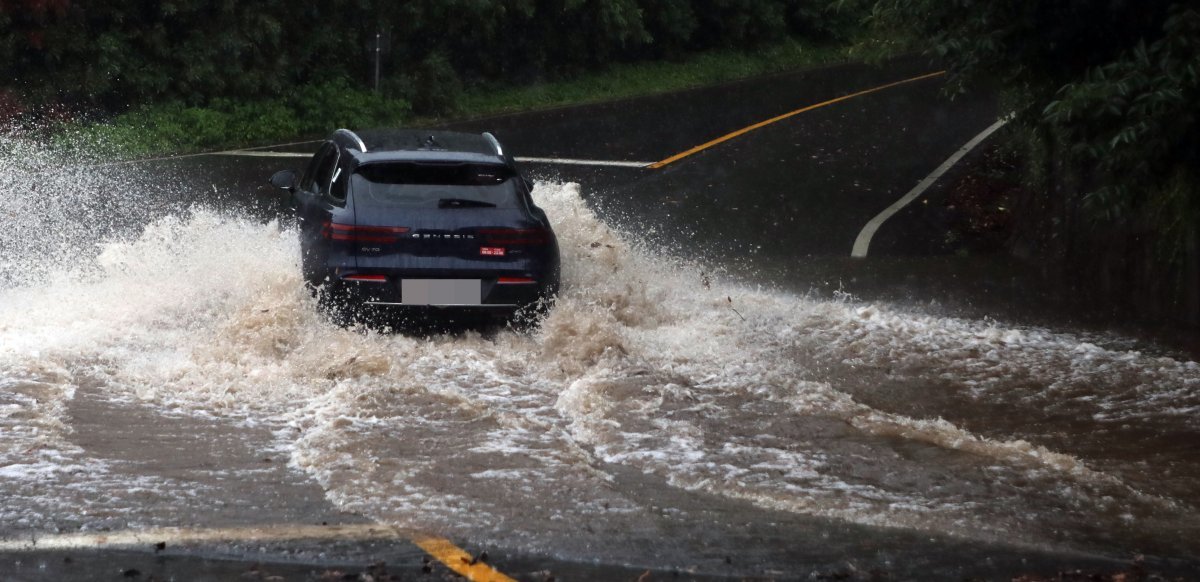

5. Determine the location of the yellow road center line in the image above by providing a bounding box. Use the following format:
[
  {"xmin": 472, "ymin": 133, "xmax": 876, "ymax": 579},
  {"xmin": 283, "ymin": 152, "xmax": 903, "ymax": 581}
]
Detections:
[
  {"xmin": 0, "ymin": 525, "xmax": 520, "ymax": 582},
  {"xmin": 648, "ymin": 70, "xmax": 947, "ymax": 169},
  {"xmin": 412, "ymin": 535, "xmax": 520, "ymax": 582}
]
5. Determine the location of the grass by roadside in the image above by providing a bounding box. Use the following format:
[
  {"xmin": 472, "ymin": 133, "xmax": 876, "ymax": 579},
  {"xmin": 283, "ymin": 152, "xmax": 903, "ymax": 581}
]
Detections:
[
  {"xmin": 56, "ymin": 37, "xmax": 852, "ymax": 159},
  {"xmin": 453, "ymin": 38, "xmax": 849, "ymax": 120}
]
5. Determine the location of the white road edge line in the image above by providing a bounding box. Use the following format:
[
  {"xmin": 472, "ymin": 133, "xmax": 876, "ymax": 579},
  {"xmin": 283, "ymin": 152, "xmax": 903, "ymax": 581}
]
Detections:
[
  {"xmin": 850, "ymin": 117, "xmax": 1010, "ymax": 258},
  {"xmin": 213, "ymin": 150, "xmax": 652, "ymax": 168}
]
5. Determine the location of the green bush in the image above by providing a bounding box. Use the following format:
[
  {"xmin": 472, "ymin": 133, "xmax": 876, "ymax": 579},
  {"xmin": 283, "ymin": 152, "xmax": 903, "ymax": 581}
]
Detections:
[
  {"xmin": 58, "ymin": 81, "xmax": 411, "ymax": 156},
  {"xmin": 403, "ymin": 53, "xmax": 465, "ymax": 116},
  {"xmin": 288, "ymin": 79, "xmax": 411, "ymax": 136},
  {"xmin": 226, "ymin": 101, "xmax": 303, "ymax": 145}
]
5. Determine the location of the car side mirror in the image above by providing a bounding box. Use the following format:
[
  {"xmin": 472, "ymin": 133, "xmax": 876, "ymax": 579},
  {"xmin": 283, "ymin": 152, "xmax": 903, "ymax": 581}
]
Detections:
[{"xmin": 269, "ymin": 170, "xmax": 296, "ymax": 192}]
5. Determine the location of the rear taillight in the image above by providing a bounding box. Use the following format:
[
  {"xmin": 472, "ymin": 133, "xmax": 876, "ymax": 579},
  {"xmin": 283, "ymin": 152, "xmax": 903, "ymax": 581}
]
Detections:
[
  {"xmin": 477, "ymin": 227, "xmax": 550, "ymax": 257},
  {"xmin": 343, "ymin": 274, "xmax": 388, "ymax": 283},
  {"xmin": 497, "ymin": 277, "xmax": 536, "ymax": 285},
  {"xmin": 322, "ymin": 222, "xmax": 410, "ymax": 244}
]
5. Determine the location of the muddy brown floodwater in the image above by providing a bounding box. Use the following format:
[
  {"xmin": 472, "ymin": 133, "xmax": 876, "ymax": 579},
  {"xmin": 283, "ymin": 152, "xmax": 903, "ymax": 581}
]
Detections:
[{"xmin": 2, "ymin": 132, "xmax": 1199, "ymax": 579}]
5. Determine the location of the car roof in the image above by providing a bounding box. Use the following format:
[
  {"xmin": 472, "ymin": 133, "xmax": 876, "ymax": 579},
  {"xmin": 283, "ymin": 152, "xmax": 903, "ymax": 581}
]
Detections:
[{"xmin": 332, "ymin": 129, "xmax": 509, "ymax": 166}]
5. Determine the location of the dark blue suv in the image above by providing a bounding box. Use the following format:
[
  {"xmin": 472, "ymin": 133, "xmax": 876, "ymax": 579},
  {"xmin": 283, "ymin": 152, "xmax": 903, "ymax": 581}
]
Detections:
[{"xmin": 269, "ymin": 128, "xmax": 560, "ymax": 325}]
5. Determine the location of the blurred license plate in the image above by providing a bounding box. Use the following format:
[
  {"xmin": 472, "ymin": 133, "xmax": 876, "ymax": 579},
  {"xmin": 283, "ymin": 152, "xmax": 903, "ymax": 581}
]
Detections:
[{"xmin": 401, "ymin": 279, "xmax": 481, "ymax": 305}]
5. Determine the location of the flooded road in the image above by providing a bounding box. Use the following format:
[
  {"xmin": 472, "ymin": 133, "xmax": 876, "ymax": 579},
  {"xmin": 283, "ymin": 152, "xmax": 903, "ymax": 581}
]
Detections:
[{"xmin": 3, "ymin": 91, "xmax": 1200, "ymax": 579}]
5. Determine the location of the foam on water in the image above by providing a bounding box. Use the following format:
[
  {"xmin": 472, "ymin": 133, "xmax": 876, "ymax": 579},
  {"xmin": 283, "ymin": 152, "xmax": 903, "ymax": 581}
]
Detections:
[{"xmin": 2, "ymin": 135, "xmax": 1199, "ymax": 559}]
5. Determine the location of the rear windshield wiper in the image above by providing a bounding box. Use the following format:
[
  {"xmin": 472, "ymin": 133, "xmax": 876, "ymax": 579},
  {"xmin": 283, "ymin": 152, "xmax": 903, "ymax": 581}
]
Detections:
[{"xmin": 438, "ymin": 198, "xmax": 496, "ymax": 208}]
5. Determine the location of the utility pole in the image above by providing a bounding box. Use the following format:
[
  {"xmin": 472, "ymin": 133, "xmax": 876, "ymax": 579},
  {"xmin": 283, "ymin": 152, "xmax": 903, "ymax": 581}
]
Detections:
[{"xmin": 373, "ymin": 31, "xmax": 382, "ymax": 93}]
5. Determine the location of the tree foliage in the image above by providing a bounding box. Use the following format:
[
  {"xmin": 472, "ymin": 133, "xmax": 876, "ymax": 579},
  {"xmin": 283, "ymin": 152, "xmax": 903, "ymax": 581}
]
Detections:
[
  {"xmin": 1043, "ymin": 7, "xmax": 1199, "ymax": 221},
  {"xmin": 870, "ymin": 1, "xmax": 1198, "ymax": 209},
  {"xmin": 870, "ymin": 0, "xmax": 1200, "ymax": 320},
  {"xmin": 0, "ymin": 0, "xmax": 862, "ymax": 114}
]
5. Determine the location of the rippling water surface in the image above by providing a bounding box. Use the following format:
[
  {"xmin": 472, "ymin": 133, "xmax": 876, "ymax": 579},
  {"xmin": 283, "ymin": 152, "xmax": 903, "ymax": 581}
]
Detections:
[{"xmin": 2, "ymin": 133, "xmax": 1198, "ymax": 569}]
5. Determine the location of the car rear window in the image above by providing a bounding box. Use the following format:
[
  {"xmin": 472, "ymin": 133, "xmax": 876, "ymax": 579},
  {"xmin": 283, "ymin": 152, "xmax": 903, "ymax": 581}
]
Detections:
[{"xmin": 351, "ymin": 162, "xmax": 521, "ymax": 208}]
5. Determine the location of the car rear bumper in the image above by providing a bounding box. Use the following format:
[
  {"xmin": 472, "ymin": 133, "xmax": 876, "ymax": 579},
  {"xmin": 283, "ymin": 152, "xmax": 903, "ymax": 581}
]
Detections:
[{"xmin": 323, "ymin": 271, "xmax": 554, "ymax": 313}]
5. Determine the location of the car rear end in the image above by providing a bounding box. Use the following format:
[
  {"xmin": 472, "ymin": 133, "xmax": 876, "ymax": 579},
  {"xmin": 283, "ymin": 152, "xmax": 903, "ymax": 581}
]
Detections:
[{"xmin": 320, "ymin": 159, "xmax": 559, "ymax": 322}]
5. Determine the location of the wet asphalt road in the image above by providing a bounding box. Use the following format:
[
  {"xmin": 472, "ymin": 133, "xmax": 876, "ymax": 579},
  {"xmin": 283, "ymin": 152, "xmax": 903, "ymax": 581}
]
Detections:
[
  {"xmin": 449, "ymin": 57, "xmax": 997, "ymax": 257},
  {"xmin": 11, "ymin": 59, "xmax": 1185, "ymax": 581}
]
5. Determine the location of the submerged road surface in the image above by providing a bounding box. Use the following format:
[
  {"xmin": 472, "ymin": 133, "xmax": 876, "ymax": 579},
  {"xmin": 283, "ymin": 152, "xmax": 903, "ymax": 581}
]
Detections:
[{"xmin": 2, "ymin": 60, "xmax": 1199, "ymax": 580}]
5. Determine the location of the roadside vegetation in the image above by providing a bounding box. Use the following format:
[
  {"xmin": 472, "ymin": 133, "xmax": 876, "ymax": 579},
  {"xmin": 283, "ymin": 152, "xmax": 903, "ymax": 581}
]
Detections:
[
  {"xmin": 455, "ymin": 38, "xmax": 848, "ymax": 120},
  {"xmin": 859, "ymin": 0, "xmax": 1200, "ymax": 326},
  {"xmin": 56, "ymin": 37, "xmax": 851, "ymax": 158},
  {"xmin": 1, "ymin": 1, "xmax": 866, "ymax": 156}
]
